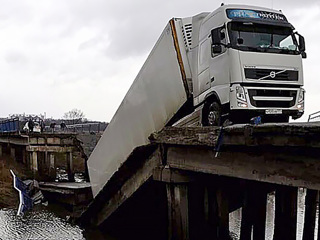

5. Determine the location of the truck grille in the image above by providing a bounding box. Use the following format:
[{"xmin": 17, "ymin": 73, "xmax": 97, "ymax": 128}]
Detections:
[
  {"xmin": 245, "ymin": 68, "xmax": 298, "ymax": 81},
  {"xmin": 248, "ymin": 89, "xmax": 297, "ymax": 108}
]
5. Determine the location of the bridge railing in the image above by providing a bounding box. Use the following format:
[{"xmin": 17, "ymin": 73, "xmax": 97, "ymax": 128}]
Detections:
[
  {"xmin": 65, "ymin": 123, "xmax": 103, "ymax": 133},
  {"xmin": 308, "ymin": 111, "xmax": 320, "ymax": 122},
  {"xmin": 44, "ymin": 122, "xmax": 105, "ymax": 133},
  {"xmin": 0, "ymin": 118, "xmax": 20, "ymax": 133}
]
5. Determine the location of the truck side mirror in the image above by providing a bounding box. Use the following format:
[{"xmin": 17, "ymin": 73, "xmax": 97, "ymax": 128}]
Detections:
[
  {"xmin": 211, "ymin": 28, "xmax": 221, "ymax": 45},
  {"xmin": 296, "ymin": 33, "xmax": 306, "ymax": 58},
  {"xmin": 298, "ymin": 35, "xmax": 306, "ymax": 52}
]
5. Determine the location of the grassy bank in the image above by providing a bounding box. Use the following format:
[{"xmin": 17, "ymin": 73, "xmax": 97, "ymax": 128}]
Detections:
[{"xmin": 0, "ymin": 156, "xmax": 33, "ymax": 208}]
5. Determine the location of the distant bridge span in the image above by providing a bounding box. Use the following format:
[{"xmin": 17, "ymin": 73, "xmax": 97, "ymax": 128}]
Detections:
[{"xmin": 0, "ymin": 131, "xmax": 84, "ymax": 182}]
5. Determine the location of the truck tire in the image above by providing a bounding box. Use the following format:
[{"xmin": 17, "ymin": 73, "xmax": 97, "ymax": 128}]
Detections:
[{"xmin": 207, "ymin": 102, "xmax": 221, "ymax": 126}]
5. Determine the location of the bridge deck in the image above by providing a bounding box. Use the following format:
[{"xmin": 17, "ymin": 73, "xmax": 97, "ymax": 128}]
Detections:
[
  {"xmin": 80, "ymin": 123, "xmax": 320, "ymax": 240},
  {"xmin": 39, "ymin": 182, "xmax": 92, "ymax": 206}
]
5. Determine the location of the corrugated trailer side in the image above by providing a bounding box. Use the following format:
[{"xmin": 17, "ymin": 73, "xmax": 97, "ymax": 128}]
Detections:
[{"xmin": 88, "ymin": 19, "xmax": 191, "ymax": 197}]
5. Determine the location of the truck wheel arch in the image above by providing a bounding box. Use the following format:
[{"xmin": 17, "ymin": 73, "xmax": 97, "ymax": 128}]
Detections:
[{"xmin": 202, "ymin": 92, "xmax": 221, "ymax": 126}]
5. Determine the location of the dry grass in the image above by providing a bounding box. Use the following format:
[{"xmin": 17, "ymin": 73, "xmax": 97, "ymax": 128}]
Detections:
[{"xmin": 0, "ymin": 156, "xmax": 33, "ymax": 208}]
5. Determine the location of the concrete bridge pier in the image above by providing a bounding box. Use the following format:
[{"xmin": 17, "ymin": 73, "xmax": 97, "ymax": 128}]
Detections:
[
  {"xmin": 29, "ymin": 151, "xmax": 38, "ymax": 172},
  {"xmin": 166, "ymin": 183, "xmax": 189, "ymax": 240},
  {"xmin": 158, "ymin": 169, "xmax": 242, "ymax": 240},
  {"xmin": 302, "ymin": 189, "xmax": 318, "ymax": 240},
  {"xmin": 273, "ymin": 186, "xmax": 298, "ymax": 240},
  {"xmin": 240, "ymin": 182, "xmax": 269, "ymax": 240},
  {"xmin": 66, "ymin": 151, "xmax": 74, "ymax": 182},
  {"xmin": 48, "ymin": 153, "xmax": 56, "ymax": 179},
  {"xmin": 10, "ymin": 146, "xmax": 15, "ymax": 159},
  {"xmin": 27, "ymin": 149, "xmax": 74, "ymax": 181}
]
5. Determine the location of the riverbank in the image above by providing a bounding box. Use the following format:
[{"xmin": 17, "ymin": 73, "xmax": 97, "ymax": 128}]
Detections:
[{"xmin": 0, "ymin": 156, "xmax": 33, "ymax": 208}]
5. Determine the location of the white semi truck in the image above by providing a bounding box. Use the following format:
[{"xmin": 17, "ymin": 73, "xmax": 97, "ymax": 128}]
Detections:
[{"xmin": 88, "ymin": 4, "xmax": 306, "ymax": 197}]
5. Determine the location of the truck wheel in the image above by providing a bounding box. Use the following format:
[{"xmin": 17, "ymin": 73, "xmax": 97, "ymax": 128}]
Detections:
[{"xmin": 207, "ymin": 102, "xmax": 221, "ymax": 126}]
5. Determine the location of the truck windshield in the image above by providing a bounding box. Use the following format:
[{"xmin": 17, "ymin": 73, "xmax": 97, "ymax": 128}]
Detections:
[{"xmin": 228, "ymin": 22, "xmax": 299, "ymax": 55}]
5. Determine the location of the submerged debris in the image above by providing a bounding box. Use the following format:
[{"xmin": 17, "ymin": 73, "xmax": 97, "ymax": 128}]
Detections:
[{"xmin": 10, "ymin": 170, "xmax": 45, "ymax": 216}]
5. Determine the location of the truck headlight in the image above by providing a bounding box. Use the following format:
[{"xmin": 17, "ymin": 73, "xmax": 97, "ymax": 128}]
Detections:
[
  {"xmin": 298, "ymin": 89, "xmax": 304, "ymax": 103},
  {"xmin": 236, "ymin": 86, "xmax": 247, "ymax": 102}
]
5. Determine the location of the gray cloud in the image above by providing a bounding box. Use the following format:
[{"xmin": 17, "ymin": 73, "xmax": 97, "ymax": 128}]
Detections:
[
  {"xmin": 0, "ymin": 0, "xmax": 318, "ymax": 121},
  {"xmin": 5, "ymin": 51, "xmax": 27, "ymax": 65}
]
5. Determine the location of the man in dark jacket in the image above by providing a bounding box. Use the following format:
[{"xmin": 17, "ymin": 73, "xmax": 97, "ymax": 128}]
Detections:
[{"xmin": 28, "ymin": 119, "xmax": 34, "ymax": 133}]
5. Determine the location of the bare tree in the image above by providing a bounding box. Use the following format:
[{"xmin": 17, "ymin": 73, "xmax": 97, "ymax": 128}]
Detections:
[{"xmin": 63, "ymin": 109, "xmax": 85, "ymax": 125}]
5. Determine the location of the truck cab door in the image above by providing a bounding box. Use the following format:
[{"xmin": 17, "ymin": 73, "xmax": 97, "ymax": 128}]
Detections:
[
  {"xmin": 197, "ymin": 38, "xmax": 211, "ymax": 95},
  {"xmin": 209, "ymin": 26, "xmax": 230, "ymax": 105}
]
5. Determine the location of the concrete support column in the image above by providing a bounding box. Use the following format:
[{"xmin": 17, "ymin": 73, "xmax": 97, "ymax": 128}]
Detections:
[
  {"xmin": 31, "ymin": 151, "xmax": 38, "ymax": 172},
  {"xmin": 240, "ymin": 182, "xmax": 268, "ymax": 240},
  {"xmin": 44, "ymin": 151, "xmax": 48, "ymax": 166},
  {"xmin": 22, "ymin": 147, "xmax": 26, "ymax": 164},
  {"xmin": 215, "ymin": 187, "xmax": 230, "ymax": 240},
  {"xmin": 303, "ymin": 189, "xmax": 318, "ymax": 240},
  {"xmin": 10, "ymin": 146, "xmax": 15, "ymax": 159},
  {"xmin": 166, "ymin": 183, "xmax": 189, "ymax": 240},
  {"xmin": 274, "ymin": 186, "xmax": 298, "ymax": 240},
  {"xmin": 49, "ymin": 153, "xmax": 56, "ymax": 179},
  {"xmin": 66, "ymin": 152, "xmax": 74, "ymax": 182},
  {"xmin": 49, "ymin": 153, "xmax": 55, "ymax": 169},
  {"xmin": 28, "ymin": 152, "xmax": 32, "ymax": 170}
]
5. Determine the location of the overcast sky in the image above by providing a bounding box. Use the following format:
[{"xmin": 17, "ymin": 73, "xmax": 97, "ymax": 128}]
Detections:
[{"xmin": 0, "ymin": 0, "xmax": 319, "ymax": 122}]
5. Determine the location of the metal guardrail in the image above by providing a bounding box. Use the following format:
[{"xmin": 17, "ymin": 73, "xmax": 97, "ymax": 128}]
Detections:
[
  {"xmin": 308, "ymin": 111, "xmax": 320, "ymax": 122},
  {"xmin": 65, "ymin": 123, "xmax": 103, "ymax": 133},
  {"xmin": 0, "ymin": 119, "xmax": 106, "ymax": 134},
  {"xmin": 0, "ymin": 118, "xmax": 20, "ymax": 133},
  {"xmin": 45, "ymin": 122, "xmax": 104, "ymax": 133}
]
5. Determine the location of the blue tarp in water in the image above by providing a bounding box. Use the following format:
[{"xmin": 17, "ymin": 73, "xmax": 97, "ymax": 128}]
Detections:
[{"xmin": 10, "ymin": 170, "xmax": 33, "ymax": 216}]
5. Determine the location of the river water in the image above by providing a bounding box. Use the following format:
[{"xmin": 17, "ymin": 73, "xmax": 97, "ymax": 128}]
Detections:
[
  {"xmin": 0, "ymin": 188, "xmax": 317, "ymax": 239},
  {"xmin": 0, "ymin": 207, "xmax": 84, "ymax": 240}
]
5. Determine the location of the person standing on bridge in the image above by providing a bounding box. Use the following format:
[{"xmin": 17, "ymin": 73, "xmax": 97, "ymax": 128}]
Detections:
[
  {"xmin": 40, "ymin": 120, "xmax": 45, "ymax": 133},
  {"xmin": 60, "ymin": 122, "xmax": 66, "ymax": 131},
  {"xmin": 28, "ymin": 119, "xmax": 34, "ymax": 133},
  {"xmin": 50, "ymin": 122, "xmax": 56, "ymax": 133}
]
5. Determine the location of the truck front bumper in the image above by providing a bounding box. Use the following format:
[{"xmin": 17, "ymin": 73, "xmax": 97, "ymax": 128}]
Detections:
[{"xmin": 229, "ymin": 84, "xmax": 304, "ymax": 121}]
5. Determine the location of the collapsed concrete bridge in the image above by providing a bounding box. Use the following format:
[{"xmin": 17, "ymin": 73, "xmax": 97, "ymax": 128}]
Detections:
[{"xmin": 80, "ymin": 123, "xmax": 320, "ymax": 240}]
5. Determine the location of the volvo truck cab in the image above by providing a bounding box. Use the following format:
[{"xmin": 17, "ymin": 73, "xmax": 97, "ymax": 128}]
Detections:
[{"xmin": 194, "ymin": 5, "xmax": 306, "ymax": 125}]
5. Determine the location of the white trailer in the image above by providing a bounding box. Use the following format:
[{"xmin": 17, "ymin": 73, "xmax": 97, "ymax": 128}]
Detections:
[
  {"xmin": 88, "ymin": 18, "xmax": 199, "ymax": 197},
  {"xmin": 88, "ymin": 4, "xmax": 307, "ymax": 197}
]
